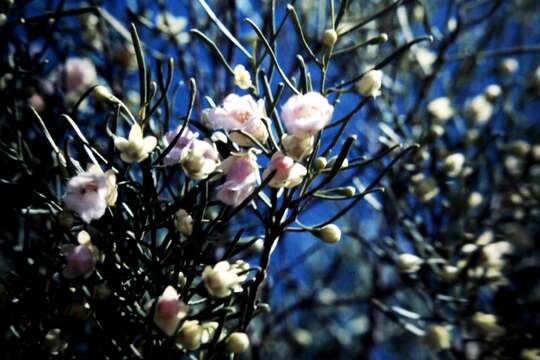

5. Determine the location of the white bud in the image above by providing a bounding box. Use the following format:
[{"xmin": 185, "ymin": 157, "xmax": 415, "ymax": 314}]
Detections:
[
  {"xmin": 355, "ymin": 69, "xmax": 383, "ymax": 97},
  {"xmin": 468, "ymin": 192, "xmax": 483, "ymax": 208},
  {"xmin": 322, "ymin": 29, "xmax": 338, "ymax": 47},
  {"xmin": 233, "ymin": 65, "xmax": 252, "ymax": 90},
  {"xmin": 465, "ymin": 94, "xmax": 493, "ymax": 124},
  {"xmin": 313, "ymin": 156, "xmax": 327, "ymax": 172},
  {"xmin": 326, "ymin": 156, "xmax": 349, "ymax": 169},
  {"xmin": 484, "ymin": 84, "xmax": 502, "ymax": 101},
  {"xmin": 226, "ymin": 332, "xmax": 250, "ymax": 353},
  {"xmin": 93, "ymin": 85, "xmax": 117, "ymax": 103},
  {"xmin": 501, "ymin": 58, "xmax": 519, "ymax": 74},
  {"xmin": 461, "ymin": 243, "xmax": 478, "ymax": 254},
  {"xmin": 443, "ymin": 153, "xmax": 465, "ymax": 177},
  {"xmin": 397, "ymin": 253, "xmax": 423, "ymax": 273},
  {"xmin": 175, "ymin": 209, "xmax": 193, "ymax": 236},
  {"xmin": 313, "ymin": 224, "xmax": 341, "ymax": 244},
  {"xmin": 429, "ymin": 124, "xmax": 445, "ymax": 138}
]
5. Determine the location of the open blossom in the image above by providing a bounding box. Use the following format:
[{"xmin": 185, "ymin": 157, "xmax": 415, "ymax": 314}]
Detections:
[
  {"xmin": 180, "ymin": 138, "xmax": 220, "ymax": 180},
  {"xmin": 281, "ymin": 133, "xmax": 314, "ymax": 160},
  {"xmin": 161, "ymin": 127, "xmax": 198, "ymax": 165},
  {"xmin": 281, "ymin": 92, "xmax": 334, "ymax": 137},
  {"xmin": 114, "ymin": 123, "xmax": 157, "ymax": 163},
  {"xmin": 202, "ymin": 260, "xmax": 249, "ymax": 298},
  {"xmin": 233, "ymin": 65, "xmax": 252, "ymax": 89},
  {"xmin": 207, "ymin": 94, "xmax": 269, "ymax": 147},
  {"xmin": 62, "ymin": 231, "xmax": 99, "ymax": 279},
  {"xmin": 355, "ymin": 69, "xmax": 383, "ymax": 97},
  {"xmin": 263, "ymin": 152, "xmax": 307, "ymax": 188},
  {"xmin": 152, "ymin": 286, "xmax": 188, "ymax": 337},
  {"xmin": 64, "ymin": 167, "xmax": 115, "ymax": 223},
  {"xmin": 216, "ymin": 152, "xmax": 259, "ymax": 206},
  {"xmin": 63, "ymin": 57, "xmax": 97, "ymax": 93}
]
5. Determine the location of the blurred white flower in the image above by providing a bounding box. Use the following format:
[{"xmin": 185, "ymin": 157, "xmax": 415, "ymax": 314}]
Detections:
[
  {"xmin": 233, "ymin": 65, "xmax": 252, "ymax": 89},
  {"xmin": 263, "ymin": 152, "xmax": 307, "ymax": 188},
  {"xmin": 114, "ymin": 123, "xmax": 157, "ymax": 163},
  {"xmin": 484, "ymin": 84, "xmax": 502, "ymax": 101},
  {"xmin": 63, "ymin": 57, "xmax": 97, "ymax": 93},
  {"xmin": 281, "ymin": 92, "xmax": 334, "ymax": 137},
  {"xmin": 355, "ymin": 70, "xmax": 383, "ymax": 97},
  {"xmin": 397, "ymin": 253, "xmax": 423, "ymax": 273},
  {"xmin": 415, "ymin": 47, "xmax": 437, "ymax": 72},
  {"xmin": 202, "ymin": 260, "xmax": 248, "ymax": 298},
  {"xmin": 156, "ymin": 12, "xmax": 190, "ymax": 44},
  {"xmin": 175, "ymin": 209, "xmax": 193, "ymax": 236},
  {"xmin": 465, "ymin": 94, "xmax": 493, "ymax": 124},
  {"xmin": 443, "ymin": 153, "xmax": 465, "ymax": 177},
  {"xmin": 427, "ymin": 97, "xmax": 454, "ymax": 123},
  {"xmin": 501, "ymin": 58, "xmax": 519, "ymax": 74}
]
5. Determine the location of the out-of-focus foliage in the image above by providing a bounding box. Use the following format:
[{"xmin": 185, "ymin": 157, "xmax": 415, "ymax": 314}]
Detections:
[{"xmin": 1, "ymin": 0, "xmax": 539, "ymax": 359}]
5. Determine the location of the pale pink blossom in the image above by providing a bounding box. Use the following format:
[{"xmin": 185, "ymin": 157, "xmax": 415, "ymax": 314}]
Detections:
[
  {"xmin": 62, "ymin": 231, "xmax": 99, "ymax": 279},
  {"xmin": 207, "ymin": 94, "xmax": 269, "ymax": 146},
  {"xmin": 216, "ymin": 152, "xmax": 259, "ymax": 206},
  {"xmin": 281, "ymin": 92, "xmax": 334, "ymax": 137},
  {"xmin": 63, "ymin": 57, "xmax": 97, "ymax": 92},
  {"xmin": 162, "ymin": 127, "xmax": 198, "ymax": 166},
  {"xmin": 152, "ymin": 286, "xmax": 188, "ymax": 336},
  {"xmin": 64, "ymin": 169, "xmax": 109, "ymax": 223},
  {"xmin": 263, "ymin": 152, "xmax": 307, "ymax": 188}
]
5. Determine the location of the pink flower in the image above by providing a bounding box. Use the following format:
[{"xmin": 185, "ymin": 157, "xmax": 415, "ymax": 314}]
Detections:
[
  {"xmin": 281, "ymin": 92, "xmax": 334, "ymax": 137},
  {"xmin": 263, "ymin": 152, "xmax": 307, "ymax": 188},
  {"xmin": 162, "ymin": 127, "xmax": 198, "ymax": 166},
  {"xmin": 64, "ymin": 169, "xmax": 109, "ymax": 223},
  {"xmin": 216, "ymin": 152, "xmax": 259, "ymax": 206},
  {"xmin": 152, "ymin": 286, "xmax": 188, "ymax": 336},
  {"xmin": 207, "ymin": 94, "xmax": 269, "ymax": 147},
  {"xmin": 62, "ymin": 231, "xmax": 99, "ymax": 279},
  {"xmin": 63, "ymin": 57, "xmax": 97, "ymax": 92}
]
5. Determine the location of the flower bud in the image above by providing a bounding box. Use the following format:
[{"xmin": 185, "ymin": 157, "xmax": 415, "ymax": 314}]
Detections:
[
  {"xmin": 282, "ymin": 133, "xmax": 314, "ymax": 161},
  {"xmin": 322, "ymin": 29, "xmax": 338, "ymax": 47},
  {"xmin": 508, "ymin": 140, "xmax": 531, "ymax": 157},
  {"xmin": 93, "ymin": 85, "xmax": 117, "ymax": 103},
  {"xmin": 440, "ymin": 265, "xmax": 459, "ymax": 282},
  {"xmin": 313, "ymin": 224, "xmax": 341, "ymax": 243},
  {"xmin": 411, "ymin": 174, "xmax": 439, "ymax": 202},
  {"xmin": 465, "ymin": 94, "xmax": 493, "ymax": 124},
  {"xmin": 175, "ymin": 209, "xmax": 193, "ymax": 236},
  {"xmin": 472, "ymin": 312, "xmax": 505, "ymax": 336},
  {"xmin": 226, "ymin": 332, "xmax": 250, "ymax": 353},
  {"xmin": 326, "ymin": 156, "xmax": 348, "ymax": 169},
  {"xmin": 313, "ymin": 156, "xmax": 327, "ymax": 172},
  {"xmin": 178, "ymin": 272, "xmax": 187, "ymax": 288},
  {"xmin": 397, "ymin": 253, "xmax": 423, "ymax": 273},
  {"xmin": 355, "ymin": 70, "xmax": 383, "ymax": 97},
  {"xmin": 177, "ymin": 320, "xmax": 202, "ymax": 350},
  {"xmin": 424, "ymin": 324, "xmax": 451, "ymax": 352},
  {"xmin": 484, "ymin": 84, "xmax": 502, "ymax": 101},
  {"xmin": 233, "ymin": 65, "xmax": 252, "ymax": 90},
  {"xmin": 427, "ymin": 97, "xmax": 454, "ymax": 123},
  {"xmin": 500, "ymin": 58, "xmax": 519, "ymax": 74},
  {"xmin": 443, "ymin": 153, "xmax": 465, "ymax": 177},
  {"xmin": 468, "ymin": 192, "xmax": 483, "ymax": 208},
  {"xmin": 335, "ymin": 186, "xmax": 356, "ymax": 197}
]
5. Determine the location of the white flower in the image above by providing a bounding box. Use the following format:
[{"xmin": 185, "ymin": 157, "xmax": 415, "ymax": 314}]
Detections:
[
  {"xmin": 202, "ymin": 260, "xmax": 247, "ymax": 298},
  {"xmin": 263, "ymin": 152, "xmax": 307, "ymax": 188},
  {"xmin": 465, "ymin": 94, "xmax": 493, "ymax": 124},
  {"xmin": 175, "ymin": 209, "xmax": 193, "ymax": 236},
  {"xmin": 233, "ymin": 65, "xmax": 252, "ymax": 89},
  {"xmin": 427, "ymin": 97, "xmax": 454, "ymax": 123},
  {"xmin": 179, "ymin": 138, "xmax": 220, "ymax": 180},
  {"xmin": 468, "ymin": 192, "xmax": 483, "ymax": 208},
  {"xmin": 397, "ymin": 253, "xmax": 423, "ymax": 273},
  {"xmin": 355, "ymin": 70, "xmax": 383, "ymax": 97},
  {"xmin": 501, "ymin": 58, "xmax": 519, "ymax": 74},
  {"xmin": 484, "ymin": 84, "xmax": 502, "ymax": 101},
  {"xmin": 156, "ymin": 12, "xmax": 190, "ymax": 44},
  {"xmin": 313, "ymin": 224, "xmax": 341, "ymax": 244},
  {"xmin": 226, "ymin": 332, "xmax": 250, "ymax": 353},
  {"xmin": 443, "ymin": 153, "xmax": 465, "ymax": 177},
  {"xmin": 114, "ymin": 123, "xmax": 157, "ymax": 163},
  {"xmin": 415, "ymin": 47, "xmax": 437, "ymax": 72},
  {"xmin": 152, "ymin": 286, "xmax": 188, "ymax": 337}
]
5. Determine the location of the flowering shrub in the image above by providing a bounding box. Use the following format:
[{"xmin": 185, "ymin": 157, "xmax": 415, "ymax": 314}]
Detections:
[{"xmin": 1, "ymin": 0, "xmax": 540, "ymax": 359}]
